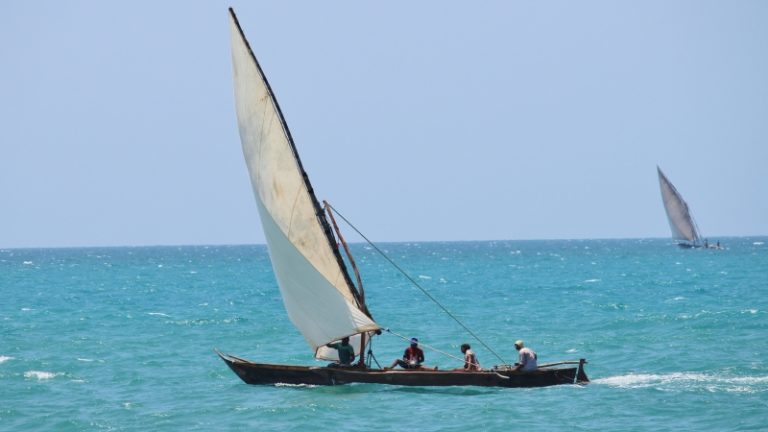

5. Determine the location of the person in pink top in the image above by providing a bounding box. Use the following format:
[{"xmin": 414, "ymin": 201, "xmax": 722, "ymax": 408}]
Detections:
[{"xmin": 512, "ymin": 340, "xmax": 538, "ymax": 372}]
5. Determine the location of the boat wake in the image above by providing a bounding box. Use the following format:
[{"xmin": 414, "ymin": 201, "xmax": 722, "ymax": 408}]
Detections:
[{"xmin": 593, "ymin": 372, "xmax": 768, "ymax": 393}]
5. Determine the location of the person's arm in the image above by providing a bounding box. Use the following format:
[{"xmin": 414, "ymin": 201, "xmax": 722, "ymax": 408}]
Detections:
[
  {"xmin": 511, "ymin": 352, "xmax": 524, "ymax": 371},
  {"xmin": 516, "ymin": 351, "xmax": 531, "ymax": 370}
]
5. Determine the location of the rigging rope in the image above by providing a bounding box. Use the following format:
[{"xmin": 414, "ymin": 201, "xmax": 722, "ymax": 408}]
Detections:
[
  {"xmin": 326, "ymin": 203, "xmax": 507, "ymax": 365},
  {"xmin": 384, "ymin": 328, "xmax": 481, "ymax": 370}
]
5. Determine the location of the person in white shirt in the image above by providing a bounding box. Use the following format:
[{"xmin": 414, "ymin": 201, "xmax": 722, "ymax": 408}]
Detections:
[{"xmin": 512, "ymin": 340, "xmax": 537, "ymax": 372}]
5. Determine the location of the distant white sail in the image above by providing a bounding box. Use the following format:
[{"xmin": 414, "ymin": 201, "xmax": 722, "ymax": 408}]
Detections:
[
  {"xmin": 657, "ymin": 167, "xmax": 701, "ymax": 244},
  {"xmin": 229, "ymin": 12, "xmax": 379, "ymax": 358}
]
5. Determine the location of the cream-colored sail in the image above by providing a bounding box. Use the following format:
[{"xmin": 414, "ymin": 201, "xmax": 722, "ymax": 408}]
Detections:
[
  {"xmin": 229, "ymin": 10, "xmax": 379, "ymax": 358},
  {"xmin": 657, "ymin": 166, "xmax": 701, "ymax": 244}
]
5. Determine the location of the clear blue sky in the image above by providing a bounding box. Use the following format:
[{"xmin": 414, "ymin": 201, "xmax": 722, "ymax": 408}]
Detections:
[{"xmin": 1, "ymin": 1, "xmax": 766, "ymax": 248}]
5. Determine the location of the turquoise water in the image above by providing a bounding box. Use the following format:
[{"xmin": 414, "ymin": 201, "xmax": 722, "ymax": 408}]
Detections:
[{"xmin": 1, "ymin": 238, "xmax": 766, "ymax": 431}]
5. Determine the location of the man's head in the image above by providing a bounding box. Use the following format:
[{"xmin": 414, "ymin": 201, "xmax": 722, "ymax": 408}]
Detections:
[
  {"xmin": 410, "ymin": 337, "xmax": 418, "ymax": 347},
  {"xmin": 514, "ymin": 340, "xmax": 524, "ymax": 350},
  {"xmin": 341, "ymin": 337, "xmax": 350, "ymax": 345},
  {"xmin": 460, "ymin": 343, "xmax": 470, "ymax": 353}
]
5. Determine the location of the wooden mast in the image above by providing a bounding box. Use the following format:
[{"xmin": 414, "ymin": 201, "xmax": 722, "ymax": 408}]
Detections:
[{"xmin": 323, "ymin": 201, "xmax": 368, "ymax": 366}]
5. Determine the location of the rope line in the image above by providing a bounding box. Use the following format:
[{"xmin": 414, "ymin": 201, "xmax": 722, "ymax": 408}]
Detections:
[
  {"xmin": 385, "ymin": 329, "xmax": 481, "ymax": 369},
  {"xmin": 326, "ymin": 203, "xmax": 507, "ymax": 365}
]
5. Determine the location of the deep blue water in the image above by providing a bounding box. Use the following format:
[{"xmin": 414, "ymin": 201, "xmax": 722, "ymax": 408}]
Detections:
[{"xmin": 1, "ymin": 238, "xmax": 766, "ymax": 431}]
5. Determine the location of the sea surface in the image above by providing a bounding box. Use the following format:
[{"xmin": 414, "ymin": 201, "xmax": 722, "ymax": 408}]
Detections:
[{"xmin": 1, "ymin": 237, "xmax": 767, "ymax": 431}]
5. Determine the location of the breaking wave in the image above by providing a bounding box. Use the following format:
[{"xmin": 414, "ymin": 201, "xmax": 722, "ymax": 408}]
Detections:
[{"xmin": 24, "ymin": 371, "xmax": 60, "ymax": 380}]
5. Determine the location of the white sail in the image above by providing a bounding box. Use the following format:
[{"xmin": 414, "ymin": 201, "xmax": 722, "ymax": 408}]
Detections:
[
  {"xmin": 657, "ymin": 166, "xmax": 701, "ymax": 244},
  {"xmin": 229, "ymin": 10, "xmax": 379, "ymax": 358}
]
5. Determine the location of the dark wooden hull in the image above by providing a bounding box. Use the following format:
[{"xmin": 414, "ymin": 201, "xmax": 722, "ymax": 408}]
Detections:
[
  {"xmin": 677, "ymin": 242, "xmax": 701, "ymax": 249},
  {"xmin": 217, "ymin": 351, "xmax": 589, "ymax": 388}
]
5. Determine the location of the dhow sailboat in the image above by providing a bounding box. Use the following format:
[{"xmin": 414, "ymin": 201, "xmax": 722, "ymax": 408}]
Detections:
[
  {"xmin": 657, "ymin": 166, "xmax": 706, "ymax": 248},
  {"xmin": 217, "ymin": 8, "xmax": 589, "ymax": 388}
]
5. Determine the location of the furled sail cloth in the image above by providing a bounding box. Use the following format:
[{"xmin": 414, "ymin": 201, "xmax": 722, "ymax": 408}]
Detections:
[
  {"xmin": 229, "ymin": 10, "xmax": 380, "ymax": 359},
  {"xmin": 657, "ymin": 166, "xmax": 701, "ymax": 244}
]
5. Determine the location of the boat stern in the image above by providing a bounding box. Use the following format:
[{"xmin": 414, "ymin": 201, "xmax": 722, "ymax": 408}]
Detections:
[{"xmin": 576, "ymin": 358, "xmax": 589, "ymax": 384}]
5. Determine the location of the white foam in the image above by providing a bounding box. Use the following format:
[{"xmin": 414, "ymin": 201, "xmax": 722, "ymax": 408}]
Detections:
[
  {"xmin": 583, "ymin": 278, "xmax": 601, "ymax": 283},
  {"xmin": 418, "ymin": 275, "xmax": 432, "ymax": 280},
  {"xmin": 594, "ymin": 372, "xmax": 697, "ymax": 387},
  {"xmin": 25, "ymin": 370, "xmax": 59, "ymax": 380},
  {"xmin": 23, "ymin": 261, "xmax": 33, "ymax": 265},
  {"xmin": 753, "ymin": 242, "xmax": 764, "ymax": 246},
  {"xmin": 0, "ymin": 356, "xmax": 14, "ymax": 363},
  {"xmin": 594, "ymin": 372, "xmax": 768, "ymax": 392},
  {"xmin": 147, "ymin": 312, "xmax": 171, "ymax": 318},
  {"xmin": 274, "ymin": 383, "xmax": 317, "ymax": 388}
]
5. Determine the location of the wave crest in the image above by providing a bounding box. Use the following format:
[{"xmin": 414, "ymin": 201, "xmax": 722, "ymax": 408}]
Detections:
[{"xmin": 24, "ymin": 370, "xmax": 60, "ymax": 380}]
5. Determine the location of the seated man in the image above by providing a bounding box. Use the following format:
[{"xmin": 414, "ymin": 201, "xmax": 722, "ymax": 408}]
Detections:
[
  {"xmin": 512, "ymin": 340, "xmax": 537, "ymax": 372},
  {"xmin": 387, "ymin": 337, "xmax": 434, "ymax": 370},
  {"xmin": 325, "ymin": 336, "xmax": 355, "ymax": 366},
  {"xmin": 458, "ymin": 343, "xmax": 481, "ymax": 371}
]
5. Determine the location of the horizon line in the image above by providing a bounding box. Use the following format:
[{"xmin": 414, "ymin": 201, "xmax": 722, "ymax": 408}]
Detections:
[{"xmin": 2, "ymin": 234, "xmax": 766, "ymax": 251}]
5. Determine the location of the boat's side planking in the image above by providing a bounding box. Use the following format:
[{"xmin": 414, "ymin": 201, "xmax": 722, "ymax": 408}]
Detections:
[{"xmin": 218, "ymin": 353, "xmax": 588, "ymax": 388}]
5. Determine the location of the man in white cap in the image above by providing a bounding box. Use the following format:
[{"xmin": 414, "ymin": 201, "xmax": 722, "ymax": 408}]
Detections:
[{"xmin": 512, "ymin": 340, "xmax": 537, "ymax": 372}]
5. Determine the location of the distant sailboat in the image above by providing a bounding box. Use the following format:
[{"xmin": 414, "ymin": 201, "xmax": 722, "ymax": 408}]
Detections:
[
  {"xmin": 216, "ymin": 8, "xmax": 589, "ymax": 388},
  {"xmin": 657, "ymin": 166, "xmax": 703, "ymax": 248}
]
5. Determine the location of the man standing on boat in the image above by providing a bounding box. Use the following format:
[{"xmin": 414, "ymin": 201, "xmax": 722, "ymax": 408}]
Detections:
[
  {"xmin": 512, "ymin": 340, "xmax": 537, "ymax": 372},
  {"xmin": 326, "ymin": 337, "xmax": 355, "ymax": 366},
  {"xmin": 386, "ymin": 337, "xmax": 427, "ymax": 369}
]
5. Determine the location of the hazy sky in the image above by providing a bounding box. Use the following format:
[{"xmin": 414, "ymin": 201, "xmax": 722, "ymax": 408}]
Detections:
[{"xmin": 1, "ymin": 1, "xmax": 766, "ymax": 248}]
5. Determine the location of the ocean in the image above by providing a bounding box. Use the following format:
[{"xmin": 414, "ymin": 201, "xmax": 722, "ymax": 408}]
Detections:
[{"xmin": 1, "ymin": 237, "xmax": 766, "ymax": 431}]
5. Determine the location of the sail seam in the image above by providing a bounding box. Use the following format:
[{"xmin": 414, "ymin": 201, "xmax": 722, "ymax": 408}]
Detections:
[{"xmin": 256, "ymin": 97, "xmax": 271, "ymax": 178}]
